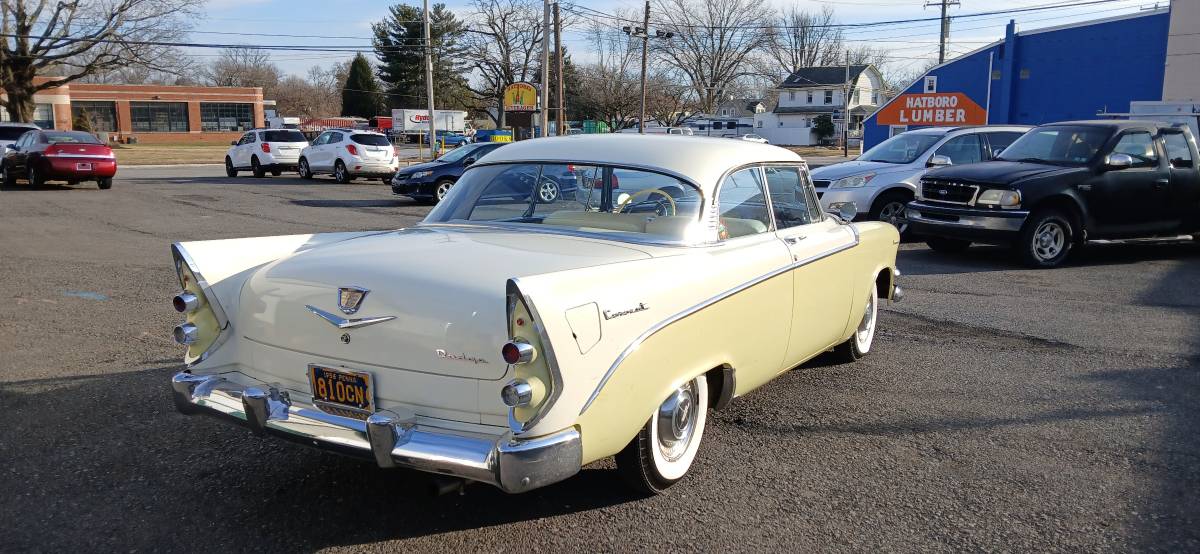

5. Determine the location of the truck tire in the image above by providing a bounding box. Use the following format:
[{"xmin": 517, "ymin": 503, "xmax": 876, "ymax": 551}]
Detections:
[{"xmin": 1017, "ymin": 208, "xmax": 1074, "ymax": 268}]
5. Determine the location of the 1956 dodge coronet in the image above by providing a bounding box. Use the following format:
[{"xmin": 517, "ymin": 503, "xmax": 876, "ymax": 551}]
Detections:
[{"xmin": 169, "ymin": 134, "xmax": 902, "ymax": 494}]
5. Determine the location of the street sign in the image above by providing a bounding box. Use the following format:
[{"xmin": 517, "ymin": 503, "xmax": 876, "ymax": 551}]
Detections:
[{"xmin": 875, "ymin": 92, "xmax": 986, "ymax": 126}]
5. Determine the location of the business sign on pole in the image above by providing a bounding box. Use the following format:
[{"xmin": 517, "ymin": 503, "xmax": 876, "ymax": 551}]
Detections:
[
  {"xmin": 503, "ymin": 82, "xmax": 538, "ymax": 112},
  {"xmin": 875, "ymin": 93, "xmax": 986, "ymax": 126}
]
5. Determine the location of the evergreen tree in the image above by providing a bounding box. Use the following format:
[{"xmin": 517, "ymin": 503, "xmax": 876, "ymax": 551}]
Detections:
[
  {"xmin": 342, "ymin": 53, "xmax": 384, "ymax": 118},
  {"xmin": 372, "ymin": 3, "xmax": 469, "ymax": 110}
]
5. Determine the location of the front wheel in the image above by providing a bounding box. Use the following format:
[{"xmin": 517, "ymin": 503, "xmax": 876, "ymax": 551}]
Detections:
[
  {"xmin": 831, "ymin": 284, "xmax": 878, "ymax": 363},
  {"xmin": 869, "ymin": 191, "xmax": 912, "ymax": 236},
  {"xmin": 97, "ymin": 177, "xmax": 112, "ymax": 190},
  {"xmin": 225, "ymin": 157, "xmax": 237, "ymax": 178},
  {"xmin": 615, "ymin": 375, "xmax": 709, "ymax": 495},
  {"xmin": 1017, "ymin": 208, "xmax": 1074, "ymax": 268},
  {"xmin": 333, "ymin": 161, "xmax": 352, "ymax": 183},
  {"xmin": 298, "ymin": 158, "xmax": 313, "ymax": 179},
  {"xmin": 434, "ymin": 179, "xmax": 454, "ymax": 203},
  {"xmin": 536, "ymin": 179, "xmax": 561, "ymax": 203}
]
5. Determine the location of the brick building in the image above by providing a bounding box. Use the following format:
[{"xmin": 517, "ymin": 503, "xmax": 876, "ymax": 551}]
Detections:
[{"xmin": 0, "ymin": 77, "xmax": 264, "ymax": 144}]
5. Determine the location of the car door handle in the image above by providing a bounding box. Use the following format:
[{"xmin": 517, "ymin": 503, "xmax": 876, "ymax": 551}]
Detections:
[
  {"xmin": 783, "ymin": 236, "xmax": 806, "ymax": 244},
  {"xmin": 1154, "ymin": 178, "xmax": 1169, "ymax": 188}
]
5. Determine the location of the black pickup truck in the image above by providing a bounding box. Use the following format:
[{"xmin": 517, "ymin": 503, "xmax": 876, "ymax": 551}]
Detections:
[{"xmin": 907, "ymin": 120, "xmax": 1200, "ymax": 267}]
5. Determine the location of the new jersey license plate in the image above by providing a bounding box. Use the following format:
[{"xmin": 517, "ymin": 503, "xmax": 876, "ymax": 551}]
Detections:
[{"xmin": 308, "ymin": 365, "xmax": 374, "ymax": 417}]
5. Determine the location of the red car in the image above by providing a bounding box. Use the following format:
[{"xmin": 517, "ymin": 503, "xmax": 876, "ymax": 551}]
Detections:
[{"xmin": 1, "ymin": 130, "xmax": 117, "ymax": 189}]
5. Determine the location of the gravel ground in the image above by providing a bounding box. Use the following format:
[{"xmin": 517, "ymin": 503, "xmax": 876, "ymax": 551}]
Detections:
[{"xmin": 0, "ymin": 166, "xmax": 1197, "ymax": 552}]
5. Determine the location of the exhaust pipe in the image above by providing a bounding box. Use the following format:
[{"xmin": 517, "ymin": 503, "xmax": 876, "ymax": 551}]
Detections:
[
  {"xmin": 173, "ymin": 323, "xmax": 199, "ymax": 345},
  {"xmin": 429, "ymin": 476, "xmax": 467, "ymax": 496}
]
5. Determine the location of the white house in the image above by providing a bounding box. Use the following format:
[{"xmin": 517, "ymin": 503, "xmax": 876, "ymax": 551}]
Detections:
[{"xmin": 755, "ymin": 65, "xmax": 885, "ymax": 146}]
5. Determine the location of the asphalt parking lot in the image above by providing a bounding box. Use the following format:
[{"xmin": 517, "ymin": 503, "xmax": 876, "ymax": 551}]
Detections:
[{"xmin": 1, "ymin": 166, "xmax": 1198, "ymax": 552}]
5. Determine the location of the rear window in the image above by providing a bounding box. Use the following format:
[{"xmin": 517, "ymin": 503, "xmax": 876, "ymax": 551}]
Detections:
[
  {"xmin": 44, "ymin": 131, "xmax": 101, "ymax": 144},
  {"xmin": 0, "ymin": 127, "xmax": 33, "ymax": 140},
  {"xmin": 262, "ymin": 130, "xmax": 307, "ymax": 143},
  {"xmin": 351, "ymin": 134, "xmax": 391, "ymax": 146}
]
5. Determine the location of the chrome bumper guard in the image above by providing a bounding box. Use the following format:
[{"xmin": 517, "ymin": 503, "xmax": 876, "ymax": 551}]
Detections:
[{"xmin": 171, "ymin": 372, "xmax": 582, "ymax": 493}]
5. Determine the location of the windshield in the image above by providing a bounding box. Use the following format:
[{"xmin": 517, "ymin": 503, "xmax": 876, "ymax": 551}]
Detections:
[
  {"xmin": 350, "ymin": 134, "xmax": 391, "ymax": 146},
  {"xmin": 44, "ymin": 131, "xmax": 101, "ymax": 144},
  {"xmin": 424, "ymin": 163, "xmax": 705, "ymax": 243},
  {"xmin": 997, "ymin": 126, "xmax": 1112, "ymax": 165},
  {"xmin": 263, "ymin": 130, "xmax": 307, "ymax": 143},
  {"xmin": 859, "ymin": 133, "xmax": 942, "ymax": 164},
  {"xmin": 437, "ymin": 143, "xmax": 489, "ymax": 163}
]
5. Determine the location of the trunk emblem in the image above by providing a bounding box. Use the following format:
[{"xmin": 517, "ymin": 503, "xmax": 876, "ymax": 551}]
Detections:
[{"xmin": 338, "ymin": 286, "xmax": 370, "ymax": 314}]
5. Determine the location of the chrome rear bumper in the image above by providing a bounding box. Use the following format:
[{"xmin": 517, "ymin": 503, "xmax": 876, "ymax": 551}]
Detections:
[{"xmin": 171, "ymin": 371, "xmax": 581, "ymax": 493}]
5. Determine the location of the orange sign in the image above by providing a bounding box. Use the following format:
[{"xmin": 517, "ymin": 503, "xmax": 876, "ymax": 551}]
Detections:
[
  {"xmin": 503, "ymin": 82, "xmax": 537, "ymax": 112},
  {"xmin": 875, "ymin": 93, "xmax": 986, "ymax": 126}
]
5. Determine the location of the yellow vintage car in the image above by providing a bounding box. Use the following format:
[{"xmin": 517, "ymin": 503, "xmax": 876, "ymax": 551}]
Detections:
[{"xmin": 169, "ymin": 134, "xmax": 902, "ymax": 494}]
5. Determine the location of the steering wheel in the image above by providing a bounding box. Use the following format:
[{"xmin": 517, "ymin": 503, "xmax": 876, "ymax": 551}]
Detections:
[{"xmin": 616, "ymin": 187, "xmax": 677, "ymax": 216}]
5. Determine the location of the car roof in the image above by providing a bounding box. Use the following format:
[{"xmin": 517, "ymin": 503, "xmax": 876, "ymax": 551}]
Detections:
[
  {"xmin": 0, "ymin": 122, "xmax": 39, "ymax": 128},
  {"xmin": 476, "ymin": 134, "xmax": 802, "ymax": 188},
  {"xmin": 1039, "ymin": 119, "xmax": 1167, "ymax": 130},
  {"xmin": 906, "ymin": 125, "xmax": 1033, "ymax": 136}
]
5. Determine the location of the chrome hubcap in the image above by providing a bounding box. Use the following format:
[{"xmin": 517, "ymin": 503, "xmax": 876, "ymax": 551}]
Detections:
[
  {"xmin": 1033, "ymin": 221, "xmax": 1065, "ymax": 260},
  {"xmin": 538, "ymin": 181, "xmax": 557, "ymax": 202},
  {"xmin": 437, "ymin": 182, "xmax": 451, "ymax": 200},
  {"xmin": 656, "ymin": 381, "xmax": 698, "ymax": 462},
  {"xmin": 336, "ymin": 166, "xmax": 345, "ymax": 180},
  {"xmin": 879, "ymin": 202, "xmax": 908, "ymax": 232}
]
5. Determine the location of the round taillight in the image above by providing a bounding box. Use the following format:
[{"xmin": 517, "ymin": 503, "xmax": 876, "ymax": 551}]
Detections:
[
  {"xmin": 500, "ymin": 379, "xmax": 533, "ymax": 407},
  {"xmin": 173, "ymin": 323, "xmax": 199, "ymax": 345},
  {"xmin": 172, "ymin": 292, "xmax": 199, "ymax": 313},
  {"xmin": 501, "ymin": 340, "xmax": 535, "ymax": 364}
]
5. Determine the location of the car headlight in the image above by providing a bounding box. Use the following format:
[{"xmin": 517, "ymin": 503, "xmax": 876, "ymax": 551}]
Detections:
[
  {"xmin": 411, "ymin": 170, "xmax": 432, "ymax": 179},
  {"xmin": 976, "ymin": 189, "xmax": 1021, "ymax": 208},
  {"xmin": 830, "ymin": 172, "xmax": 876, "ymax": 189}
]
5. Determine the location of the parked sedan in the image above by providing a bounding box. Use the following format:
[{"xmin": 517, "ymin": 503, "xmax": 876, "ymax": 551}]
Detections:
[
  {"xmin": 167, "ymin": 134, "xmax": 901, "ymax": 495},
  {"xmin": 740, "ymin": 133, "xmax": 769, "ymax": 144},
  {"xmin": 392, "ymin": 142, "xmax": 505, "ymax": 203},
  {"xmin": 1, "ymin": 130, "xmax": 116, "ymax": 189}
]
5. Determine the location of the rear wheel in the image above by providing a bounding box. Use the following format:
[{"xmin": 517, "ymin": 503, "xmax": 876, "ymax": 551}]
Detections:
[
  {"xmin": 251, "ymin": 157, "xmax": 266, "ymax": 178},
  {"xmin": 926, "ymin": 237, "xmax": 971, "ymax": 253},
  {"xmin": 615, "ymin": 375, "xmax": 709, "ymax": 495},
  {"xmin": 334, "ymin": 160, "xmax": 352, "ymax": 183},
  {"xmin": 225, "ymin": 157, "xmax": 237, "ymax": 177},
  {"xmin": 869, "ymin": 190, "xmax": 912, "ymax": 236},
  {"xmin": 298, "ymin": 158, "xmax": 313, "ymax": 179},
  {"xmin": 97, "ymin": 177, "xmax": 113, "ymax": 190},
  {"xmin": 1017, "ymin": 208, "xmax": 1074, "ymax": 268},
  {"xmin": 27, "ymin": 164, "xmax": 44, "ymax": 187},
  {"xmin": 831, "ymin": 284, "xmax": 878, "ymax": 363}
]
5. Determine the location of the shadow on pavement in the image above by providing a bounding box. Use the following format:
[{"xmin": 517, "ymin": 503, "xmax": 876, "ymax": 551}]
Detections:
[
  {"xmin": 0, "ymin": 366, "xmax": 635, "ymax": 551},
  {"xmin": 291, "ymin": 199, "xmax": 415, "ymax": 209},
  {"xmin": 902, "ymin": 237, "xmax": 1200, "ymax": 275}
]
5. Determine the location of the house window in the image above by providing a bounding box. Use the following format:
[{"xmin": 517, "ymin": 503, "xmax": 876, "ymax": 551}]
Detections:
[
  {"xmin": 806, "ymin": 91, "xmax": 813, "ymax": 103},
  {"xmin": 200, "ymin": 103, "xmax": 254, "ymax": 132},
  {"xmin": 778, "ymin": 120, "xmax": 783, "ymax": 127},
  {"xmin": 130, "ymin": 102, "xmax": 189, "ymax": 132},
  {"xmin": 853, "ymin": 90, "xmax": 860, "ymax": 104},
  {"xmin": 824, "ymin": 90, "xmax": 833, "ymax": 104},
  {"xmin": 788, "ymin": 92, "xmax": 795, "ymax": 101},
  {"xmin": 71, "ymin": 101, "xmax": 117, "ymax": 132},
  {"xmin": 6, "ymin": 103, "xmax": 56, "ymax": 128},
  {"xmin": 756, "ymin": 120, "xmax": 763, "ymax": 128},
  {"xmin": 872, "ymin": 92, "xmax": 879, "ymax": 104},
  {"xmin": 924, "ymin": 76, "xmax": 937, "ymax": 93}
]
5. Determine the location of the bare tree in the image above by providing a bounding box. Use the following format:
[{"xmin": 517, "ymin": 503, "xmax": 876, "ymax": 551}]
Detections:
[
  {"xmin": 462, "ymin": 0, "xmax": 545, "ymax": 127},
  {"xmin": 0, "ymin": 0, "xmax": 201, "ymax": 122},
  {"xmin": 765, "ymin": 6, "xmax": 844, "ymax": 80},
  {"xmin": 572, "ymin": 16, "xmax": 641, "ymax": 130},
  {"xmin": 645, "ymin": 70, "xmax": 696, "ymax": 127},
  {"xmin": 653, "ymin": 0, "xmax": 773, "ymax": 115},
  {"xmin": 202, "ymin": 48, "xmax": 281, "ymax": 90}
]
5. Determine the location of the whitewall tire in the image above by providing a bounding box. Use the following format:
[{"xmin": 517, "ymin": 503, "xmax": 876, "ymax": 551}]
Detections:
[
  {"xmin": 833, "ymin": 283, "xmax": 878, "ymax": 362},
  {"xmin": 615, "ymin": 374, "xmax": 708, "ymax": 494}
]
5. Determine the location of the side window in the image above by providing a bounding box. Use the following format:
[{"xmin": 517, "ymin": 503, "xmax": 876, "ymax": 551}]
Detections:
[
  {"xmin": 764, "ymin": 166, "xmax": 815, "ymax": 229},
  {"xmin": 933, "ymin": 134, "xmax": 984, "ymax": 165},
  {"xmin": 241, "ymin": 133, "xmax": 255, "ymax": 145},
  {"xmin": 1111, "ymin": 132, "xmax": 1158, "ymax": 168},
  {"xmin": 329, "ymin": 132, "xmax": 344, "ymax": 144},
  {"xmin": 311, "ymin": 132, "xmax": 328, "ymax": 145},
  {"xmin": 985, "ymin": 132, "xmax": 1023, "ymax": 158},
  {"xmin": 1162, "ymin": 132, "xmax": 1194, "ymax": 169},
  {"xmin": 717, "ymin": 167, "xmax": 771, "ymax": 239}
]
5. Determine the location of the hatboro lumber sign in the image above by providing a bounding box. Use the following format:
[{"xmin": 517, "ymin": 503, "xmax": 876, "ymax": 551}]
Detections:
[{"xmin": 876, "ymin": 93, "xmax": 986, "ymax": 126}]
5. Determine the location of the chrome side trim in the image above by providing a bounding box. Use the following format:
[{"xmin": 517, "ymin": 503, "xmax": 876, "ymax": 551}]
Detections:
[
  {"xmin": 506, "ymin": 278, "xmax": 564, "ymax": 435},
  {"xmin": 44, "ymin": 153, "xmax": 115, "ymax": 159},
  {"xmin": 579, "ymin": 225, "xmax": 861, "ymax": 415},
  {"xmin": 304, "ymin": 304, "xmax": 396, "ymax": 329}
]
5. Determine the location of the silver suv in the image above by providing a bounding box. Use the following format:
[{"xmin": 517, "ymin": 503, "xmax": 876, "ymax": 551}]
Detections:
[
  {"xmin": 811, "ymin": 125, "xmax": 1032, "ymax": 233},
  {"xmin": 298, "ymin": 129, "xmax": 399, "ymax": 184}
]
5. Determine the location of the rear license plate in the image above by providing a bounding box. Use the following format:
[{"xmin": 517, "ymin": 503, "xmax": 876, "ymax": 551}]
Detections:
[
  {"xmin": 76, "ymin": 162, "xmax": 92, "ymax": 171},
  {"xmin": 308, "ymin": 365, "xmax": 374, "ymax": 417}
]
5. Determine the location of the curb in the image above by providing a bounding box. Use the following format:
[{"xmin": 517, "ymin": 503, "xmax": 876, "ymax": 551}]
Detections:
[{"xmin": 123, "ymin": 163, "xmax": 224, "ymax": 169}]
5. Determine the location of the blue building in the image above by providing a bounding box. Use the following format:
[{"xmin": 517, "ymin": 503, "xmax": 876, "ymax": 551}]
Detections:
[{"xmin": 862, "ymin": 8, "xmax": 1172, "ymax": 149}]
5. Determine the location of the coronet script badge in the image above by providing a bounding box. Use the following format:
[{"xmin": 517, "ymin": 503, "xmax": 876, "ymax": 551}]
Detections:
[{"xmin": 338, "ymin": 286, "xmax": 370, "ymax": 315}]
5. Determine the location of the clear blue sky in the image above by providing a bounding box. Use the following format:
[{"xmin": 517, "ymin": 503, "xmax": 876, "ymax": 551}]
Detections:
[{"xmin": 186, "ymin": 0, "xmax": 1158, "ymax": 80}]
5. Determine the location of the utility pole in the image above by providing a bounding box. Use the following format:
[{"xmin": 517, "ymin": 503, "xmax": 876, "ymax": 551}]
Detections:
[
  {"xmin": 638, "ymin": 1, "xmax": 650, "ymax": 134},
  {"xmin": 540, "ymin": 0, "xmax": 551, "ymax": 137},
  {"xmin": 843, "ymin": 51, "xmax": 850, "ymax": 158},
  {"xmin": 423, "ymin": 0, "xmax": 436, "ymax": 158},
  {"xmin": 554, "ymin": 2, "xmax": 564, "ymax": 136},
  {"xmin": 926, "ymin": 0, "xmax": 960, "ymax": 64}
]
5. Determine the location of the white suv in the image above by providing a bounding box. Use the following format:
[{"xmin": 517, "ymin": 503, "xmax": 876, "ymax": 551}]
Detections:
[
  {"xmin": 298, "ymin": 129, "xmax": 399, "ymax": 183},
  {"xmin": 225, "ymin": 129, "xmax": 310, "ymax": 178}
]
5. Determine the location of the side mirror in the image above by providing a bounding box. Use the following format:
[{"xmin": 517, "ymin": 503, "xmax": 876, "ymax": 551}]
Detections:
[
  {"xmin": 927, "ymin": 154, "xmax": 952, "ymax": 167},
  {"xmin": 5, "ymin": 144, "xmax": 16, "ymax": 151},
  {"xmin": 462, "ymin": 157, "xmax": 475, "ymax": 167},
  {"xmin": 230, "ymin": 140, "xmax": 237, "ymax": 146},
  {"xmin": 1105, "ymin": 153, "xmax": 1133, "ymax": 170},
  {"xmin": 826, "ymin": 202, "xmax": 858, "ymax": 222}
]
